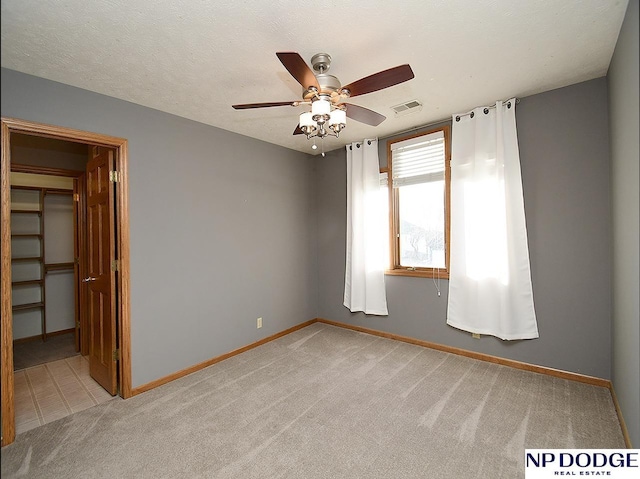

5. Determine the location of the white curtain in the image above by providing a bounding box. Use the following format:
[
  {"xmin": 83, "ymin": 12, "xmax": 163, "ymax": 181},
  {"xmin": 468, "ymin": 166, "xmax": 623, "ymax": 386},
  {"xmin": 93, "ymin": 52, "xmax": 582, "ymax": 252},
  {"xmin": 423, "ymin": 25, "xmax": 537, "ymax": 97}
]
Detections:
[
  {"xmin": 344, "ymin": 139, "xmax": 389, "ymax": 316},
  {"xmin": 447, "ymin": 99, "xmax": 538, "ymax": 340}
]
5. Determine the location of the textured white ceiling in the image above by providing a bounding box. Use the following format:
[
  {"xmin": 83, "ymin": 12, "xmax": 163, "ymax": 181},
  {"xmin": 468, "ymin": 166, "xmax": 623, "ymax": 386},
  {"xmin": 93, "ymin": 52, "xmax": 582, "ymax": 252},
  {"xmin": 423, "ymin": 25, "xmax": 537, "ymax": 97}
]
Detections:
[{"xmin": 0, "ymin": 0, "xmax": 629, "ymax": 155}]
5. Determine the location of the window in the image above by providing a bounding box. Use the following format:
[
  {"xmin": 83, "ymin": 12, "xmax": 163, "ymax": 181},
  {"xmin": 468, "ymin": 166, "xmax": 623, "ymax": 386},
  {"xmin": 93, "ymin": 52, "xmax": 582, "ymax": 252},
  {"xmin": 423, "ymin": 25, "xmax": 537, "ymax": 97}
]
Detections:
[{"xmin": 384, "ymin": 125, "xmax": 451, "ymax": 278}]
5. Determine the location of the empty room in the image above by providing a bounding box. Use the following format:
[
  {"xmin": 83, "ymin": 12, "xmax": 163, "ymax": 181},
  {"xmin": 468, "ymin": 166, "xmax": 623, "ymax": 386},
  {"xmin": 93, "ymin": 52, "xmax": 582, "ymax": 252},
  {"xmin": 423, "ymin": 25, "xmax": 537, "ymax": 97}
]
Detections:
[{"xmin": 1, "ymin": 1, "xmax": 638, "ymax": 478}]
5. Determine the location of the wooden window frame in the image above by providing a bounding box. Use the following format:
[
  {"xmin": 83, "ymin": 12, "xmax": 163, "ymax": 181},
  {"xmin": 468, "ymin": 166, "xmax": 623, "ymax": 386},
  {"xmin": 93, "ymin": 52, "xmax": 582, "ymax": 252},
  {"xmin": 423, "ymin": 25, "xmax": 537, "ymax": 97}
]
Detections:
[{"xmin": 385, "ymin": 125, "xmax": 451, "ymax": 279}]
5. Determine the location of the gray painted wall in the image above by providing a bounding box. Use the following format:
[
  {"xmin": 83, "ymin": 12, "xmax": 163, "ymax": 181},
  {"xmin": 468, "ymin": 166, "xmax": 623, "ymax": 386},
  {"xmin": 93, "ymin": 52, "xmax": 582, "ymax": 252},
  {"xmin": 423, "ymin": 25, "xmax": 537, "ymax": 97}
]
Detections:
[
  {"xmin": 1, "ymin": 58, "xmax": 631, "ymax": 423},
  {"xmin": 316, "ymin": 78, "xmax": 613, "ymax": 380},
  {"xmin": 1, "ymin": 68, "xmax": 318, "ymax": 387},
  {"xmin": 608, "ymin": 0, "xmax": 639, "ymax": 447}
]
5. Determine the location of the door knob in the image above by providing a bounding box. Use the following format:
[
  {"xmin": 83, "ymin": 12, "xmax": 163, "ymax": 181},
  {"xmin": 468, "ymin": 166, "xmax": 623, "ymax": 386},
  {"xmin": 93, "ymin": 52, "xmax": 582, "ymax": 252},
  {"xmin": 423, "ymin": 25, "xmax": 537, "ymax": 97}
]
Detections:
[{"xmin": 82, "ymin": 277, "xmax": 96, "ymax": 282}]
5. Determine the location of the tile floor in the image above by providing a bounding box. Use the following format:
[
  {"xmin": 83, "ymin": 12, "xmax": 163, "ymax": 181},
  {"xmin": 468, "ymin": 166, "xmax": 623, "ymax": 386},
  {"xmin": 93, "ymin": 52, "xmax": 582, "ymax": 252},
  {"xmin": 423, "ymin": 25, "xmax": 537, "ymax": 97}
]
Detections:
[{"xmin": 14, "ymin": 355, "xmax": 116, "ymax": 435}]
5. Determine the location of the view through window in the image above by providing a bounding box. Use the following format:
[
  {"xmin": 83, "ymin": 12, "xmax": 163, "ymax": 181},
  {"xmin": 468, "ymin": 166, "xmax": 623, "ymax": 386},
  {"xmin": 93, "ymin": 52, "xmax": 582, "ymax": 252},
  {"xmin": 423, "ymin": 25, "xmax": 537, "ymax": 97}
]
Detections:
[{"xmin": 385, "ymin": 126, "xmax": 450, "ymax": 278}]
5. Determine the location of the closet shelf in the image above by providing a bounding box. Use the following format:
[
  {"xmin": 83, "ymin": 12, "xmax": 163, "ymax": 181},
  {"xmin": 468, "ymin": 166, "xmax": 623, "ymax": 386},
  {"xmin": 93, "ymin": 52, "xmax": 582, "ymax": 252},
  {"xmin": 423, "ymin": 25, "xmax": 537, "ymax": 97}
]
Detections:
[
  {"xmin": 12, "ymin": 302, "xmax": 45, "ymax": 312},
  {"xmin": 12, "ymin": 279, "xmax": 44, "ymax": 286},
  {"xmin": 10, "ymin": 256, "xmax": 43, "ymax": 263},
  {"xmin": 45, "ymin": 262, "xmax": 75, "ymax": 272},
  {"xmin": 11, "ymin": 185, "xmax": 46, "ymax": 341},
  {"xmin": 10, "ymin": 209, "xmax": 42, "ymax": 216}
]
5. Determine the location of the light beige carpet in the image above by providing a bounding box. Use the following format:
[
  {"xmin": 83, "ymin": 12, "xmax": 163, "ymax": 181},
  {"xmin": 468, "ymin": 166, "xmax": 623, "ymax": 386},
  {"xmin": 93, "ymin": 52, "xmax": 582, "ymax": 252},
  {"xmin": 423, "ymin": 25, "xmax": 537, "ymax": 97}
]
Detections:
[{"xmin": 1, "ymin": 323, "xmax": 625, "ymax": 478}]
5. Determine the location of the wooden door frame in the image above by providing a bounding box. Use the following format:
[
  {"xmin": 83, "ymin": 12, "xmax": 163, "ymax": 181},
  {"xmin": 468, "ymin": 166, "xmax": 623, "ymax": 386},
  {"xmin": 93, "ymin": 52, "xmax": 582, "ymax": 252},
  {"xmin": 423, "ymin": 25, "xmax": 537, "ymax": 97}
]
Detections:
[{"xmin": 1, "ymin": 117, "xmax": 132, "ymax": 446}]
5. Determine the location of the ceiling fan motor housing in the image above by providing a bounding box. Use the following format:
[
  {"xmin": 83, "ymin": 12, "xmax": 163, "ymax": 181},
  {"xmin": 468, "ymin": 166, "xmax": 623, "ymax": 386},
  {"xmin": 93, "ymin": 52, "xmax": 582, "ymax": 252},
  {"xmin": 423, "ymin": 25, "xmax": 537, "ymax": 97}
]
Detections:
[
  {"xmin": 303, "ymin": 53, "xmax": 344, "ymax": 102},
  {"xmin": 311, "ymin": 53, "xmax": 331, "ymax": 73},
  {"xmin": 304, "ymin": 74, "xmax": 342, "ymax": 101}
]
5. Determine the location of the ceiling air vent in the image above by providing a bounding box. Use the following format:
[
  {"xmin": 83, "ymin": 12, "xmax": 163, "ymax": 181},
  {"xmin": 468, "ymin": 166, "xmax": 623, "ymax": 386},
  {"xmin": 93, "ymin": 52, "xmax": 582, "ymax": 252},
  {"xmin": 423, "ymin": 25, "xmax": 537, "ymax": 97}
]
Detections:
[{"xmin": 391, "ymin": 100, "xmax": 423, "ymax": 116}]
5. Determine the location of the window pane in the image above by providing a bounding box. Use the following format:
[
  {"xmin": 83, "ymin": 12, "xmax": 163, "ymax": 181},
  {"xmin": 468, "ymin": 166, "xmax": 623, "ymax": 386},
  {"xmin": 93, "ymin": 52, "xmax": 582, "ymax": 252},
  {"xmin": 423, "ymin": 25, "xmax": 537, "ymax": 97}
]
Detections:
[{"xmin": 398, "ymin": 181, "xmax": 445, "ymax": 268}]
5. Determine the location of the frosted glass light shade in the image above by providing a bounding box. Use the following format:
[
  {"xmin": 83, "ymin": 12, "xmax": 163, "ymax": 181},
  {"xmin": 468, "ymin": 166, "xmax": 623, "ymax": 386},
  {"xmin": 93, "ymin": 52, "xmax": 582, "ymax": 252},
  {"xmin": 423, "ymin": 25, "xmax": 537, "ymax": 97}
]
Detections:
[
  {"xmin": 329, "ymin": 109, "xmax": 346, "ymax": 126},
  {"xmin": 299, "ymin": 112, "xmax": 314, "ymax": 128},
  {"xmin": 312, "ymin": 99, "xmax": 331, "ymax": 116}
]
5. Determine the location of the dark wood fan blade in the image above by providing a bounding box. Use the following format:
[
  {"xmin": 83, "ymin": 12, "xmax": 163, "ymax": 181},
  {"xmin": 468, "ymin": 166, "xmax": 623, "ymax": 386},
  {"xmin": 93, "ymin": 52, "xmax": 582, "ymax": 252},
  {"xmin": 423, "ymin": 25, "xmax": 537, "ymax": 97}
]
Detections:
[
  {"xmin": 341, "ymin": 64, "xmax": 414, "ymax": 97},
  {"xmin": 343, "ymin": 103, "xmax": 386, "ymax": 126},
  {"xmin": 276, "ymin": 52, "xmax": 320, "ymax": 90},
  {"xmin": 293, "ymin": 125, "xmax": 304, "ymax": 135},
  {"xmin": 232, "ymin": 101, "xmax": 297, "ymax": 110}
]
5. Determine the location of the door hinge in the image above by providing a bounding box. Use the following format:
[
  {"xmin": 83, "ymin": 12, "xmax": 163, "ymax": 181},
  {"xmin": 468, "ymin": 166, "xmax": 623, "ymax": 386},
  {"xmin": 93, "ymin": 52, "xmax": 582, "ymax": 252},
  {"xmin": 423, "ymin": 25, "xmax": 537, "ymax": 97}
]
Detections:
[
  {"xmin": 109, "ymin": 171, "xmax": 119, "ymax": 183},
  {"xmin": 111, "ymin": 259, "xmax": 119, "ymax": 272},
  {"xmin": 76, "ymin": 321, "xmax": 80, "ymax": 328},
  {"xmin": 73, "ymin": 193, "xmax": 79, "ymax": 202},
  {"xmin": 113, "ymin": 349, "xmax": 120, "ymax": 361}
]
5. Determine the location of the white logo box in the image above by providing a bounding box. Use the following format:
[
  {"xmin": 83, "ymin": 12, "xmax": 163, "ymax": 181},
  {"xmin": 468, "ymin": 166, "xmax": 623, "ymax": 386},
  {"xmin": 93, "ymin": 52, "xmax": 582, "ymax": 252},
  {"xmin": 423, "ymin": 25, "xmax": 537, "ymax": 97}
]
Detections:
[{"xmin": 525, "ymin": 449, "xmax": 639, "ymax": 478}]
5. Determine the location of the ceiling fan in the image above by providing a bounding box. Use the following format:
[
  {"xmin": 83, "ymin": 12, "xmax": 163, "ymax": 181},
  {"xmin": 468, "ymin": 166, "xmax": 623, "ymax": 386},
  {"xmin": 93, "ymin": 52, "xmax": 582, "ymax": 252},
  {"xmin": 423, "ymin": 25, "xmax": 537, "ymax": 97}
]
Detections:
[{"xmin": 232, "ymin": 52, "xmax": 415, "ymax": 143}]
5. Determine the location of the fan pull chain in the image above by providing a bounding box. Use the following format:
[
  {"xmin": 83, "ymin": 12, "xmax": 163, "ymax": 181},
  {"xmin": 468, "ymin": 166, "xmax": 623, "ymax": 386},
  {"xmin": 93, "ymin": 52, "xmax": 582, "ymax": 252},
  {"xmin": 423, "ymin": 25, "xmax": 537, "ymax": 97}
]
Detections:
[{"xmin": 433, "ymin": 267, "xmax": 441, "ymax": 297}]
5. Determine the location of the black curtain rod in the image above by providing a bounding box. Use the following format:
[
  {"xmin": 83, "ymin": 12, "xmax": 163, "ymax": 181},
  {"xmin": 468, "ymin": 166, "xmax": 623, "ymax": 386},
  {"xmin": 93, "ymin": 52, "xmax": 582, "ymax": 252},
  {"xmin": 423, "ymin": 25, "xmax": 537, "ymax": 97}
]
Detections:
[
  {"xmin": 349, "ymin": 139, "xmax": 375, "ymax": 150},
  {"xmin": 377, "ymin": 97, "xmax": 520, "ymax": 143},
  {"xmin": 455, "ymin": 98, "xmax": 520, "ymax": 122}
]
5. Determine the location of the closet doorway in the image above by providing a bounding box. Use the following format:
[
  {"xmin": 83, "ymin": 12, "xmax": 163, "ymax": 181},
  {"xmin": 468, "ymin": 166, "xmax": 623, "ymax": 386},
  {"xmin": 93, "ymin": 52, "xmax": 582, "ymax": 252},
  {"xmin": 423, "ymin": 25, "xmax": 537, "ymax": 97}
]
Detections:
[
  {"xmin": 10, "ymin": 162, "xmax": 85, "ymax": 363},
  {"xmin": 1, "ymin": 117, "xmax": 132, "ymax": 446}
]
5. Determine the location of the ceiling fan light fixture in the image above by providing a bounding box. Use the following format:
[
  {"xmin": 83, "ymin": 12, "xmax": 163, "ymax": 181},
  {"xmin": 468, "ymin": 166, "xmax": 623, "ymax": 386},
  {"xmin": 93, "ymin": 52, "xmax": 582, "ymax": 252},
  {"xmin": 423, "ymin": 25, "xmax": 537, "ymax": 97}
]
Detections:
[
  {"xmin": 311, "ymin": 98, "xmax": 331, "ymax": 118},
  {"xmin": 232, "ymin": 52, "xmax": 415, "ymax": 151},
  {"xmin": 299, "ymin": 112, "xmax": 316, "ymax": 134},
  {"xmin": 329, "ymin": 109, "xmax": 346, "ymax": 136}
]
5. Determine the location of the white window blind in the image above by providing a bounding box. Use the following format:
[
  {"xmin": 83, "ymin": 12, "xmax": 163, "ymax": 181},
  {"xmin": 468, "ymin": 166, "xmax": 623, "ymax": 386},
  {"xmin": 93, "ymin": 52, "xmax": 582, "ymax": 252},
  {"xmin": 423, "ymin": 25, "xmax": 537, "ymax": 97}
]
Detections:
[
  {"xmin": 391, "ymin": 130, "xmax": 445, "ymax": 187},
  {"xmin": 380, "ymin": 171, "xmax": 388, "ymax": 187}
]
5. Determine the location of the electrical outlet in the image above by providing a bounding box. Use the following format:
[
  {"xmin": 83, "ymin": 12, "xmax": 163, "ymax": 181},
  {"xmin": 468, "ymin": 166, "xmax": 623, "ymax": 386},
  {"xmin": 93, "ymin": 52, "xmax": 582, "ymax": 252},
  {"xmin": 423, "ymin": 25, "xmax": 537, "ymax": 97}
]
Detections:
[
  {"xmin": 472, "ymin": 333, "xmax": 481, "ymax": 339},
  {"xmin": 257, "ymin": 317, "xmax": 262, "ymax": 329}
]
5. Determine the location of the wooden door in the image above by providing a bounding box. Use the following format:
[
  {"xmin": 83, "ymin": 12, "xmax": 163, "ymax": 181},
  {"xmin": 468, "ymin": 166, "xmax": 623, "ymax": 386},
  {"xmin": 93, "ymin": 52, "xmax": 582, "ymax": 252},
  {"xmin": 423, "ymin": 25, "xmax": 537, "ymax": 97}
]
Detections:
[
  {"xmin": 75, "ymin": 174, "xmax": 90, "ymax": 356},
  {"xmin": 86, "ymin": 147, "xmax": 117, "ymax": 395},
  {"xmin": 73, "ymin": 178, "xmax": 81, "ymax": 352}
]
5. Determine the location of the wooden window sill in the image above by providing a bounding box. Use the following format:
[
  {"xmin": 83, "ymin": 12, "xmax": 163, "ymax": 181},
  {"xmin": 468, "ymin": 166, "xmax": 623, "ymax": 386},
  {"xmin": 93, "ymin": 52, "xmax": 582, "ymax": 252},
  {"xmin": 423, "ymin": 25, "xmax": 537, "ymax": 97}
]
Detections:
[{"xmin": 385, "ymin": 268, "xmax": 449, "ymax": 280}]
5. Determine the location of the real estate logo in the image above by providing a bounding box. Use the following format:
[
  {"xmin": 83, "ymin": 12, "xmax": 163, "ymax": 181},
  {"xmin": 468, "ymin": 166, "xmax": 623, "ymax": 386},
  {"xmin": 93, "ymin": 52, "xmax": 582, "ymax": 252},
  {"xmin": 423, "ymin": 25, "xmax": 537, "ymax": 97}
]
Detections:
[{"xmin": 525, "ymin": 449, "xmax": 639, "ymax": 478}]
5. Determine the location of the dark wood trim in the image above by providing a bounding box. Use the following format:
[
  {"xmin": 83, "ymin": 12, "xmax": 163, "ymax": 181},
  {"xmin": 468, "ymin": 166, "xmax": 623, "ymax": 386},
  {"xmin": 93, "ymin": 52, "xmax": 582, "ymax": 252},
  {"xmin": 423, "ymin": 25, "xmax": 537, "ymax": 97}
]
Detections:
[
  {"xmin": 12, "ymin": 301, "xmax": 44, "ymax": 312},
  {"xmin": 10, "ymin": 256, "xmax": 43, "ymax": 262},
  {"xmin": 316, "ymin": 318, "xmax": 612, "ymax": 389},
  {"xmin": 1, "ymin": 117, "xmax": 131, "ymax": 446},
  {"xmin": 131, "ymin": 320, "xmax": 317, "ymax": 396},
  {"xmin": 1, "ymin": 119, "xmax": 15, "ymax": 445},
  {"xmin": 12, "ymin": 279, "xmax": 44, "ymax": 286},
  {"xmin": 44, "ymin": 262, "xmax": 75, "ymax": 272},
  {"xmin": 10, "ymin": 209, "xmax": 41, "ymax": 215},
  {"xmin": 13, "ymin": 327, "xmax": 75, "ymax": 344},
  {"xmin": 116, "ymin": 140, "xmax": 132, "ymax": 399},
  {"xmin": 11, "ymin": 163, "xmax": 84, "ymax": 177},
  {"xmin": 44, "ymin": 189, "xmax": 74, "ymax": 196},
  {"xmin": 609, "ymin": 385, "xmax": 633, "ymax": 448},
  {"xmin": 9, "ymin": 185, "xmax": 72, "ymax": 194}
]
